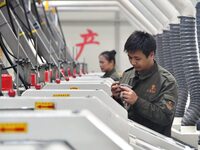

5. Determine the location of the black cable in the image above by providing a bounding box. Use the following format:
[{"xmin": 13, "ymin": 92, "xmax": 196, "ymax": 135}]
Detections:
[
  {"xmin": 11, "ymin": 10, "xmax": 30, "ymax": 33},
  {"xmin": 4, "ymin": 47, "xmax": 17, "ymax": 59},
  {"xmin": 2, "ymin": 65, "xmax": 17, "ymax": 70},
  {"xmin": 41, "ymin": 2, "xmax": 54, "ymax": 36},
  {"xmin": 0, "ymin": 33, "xmax": 28, "ymax": 89},
  {"xmin": 20, "ymin": 0, "xmax": 35, "ymax": 44},
  {"xmin": 32, "ymin": 0, "xmax": 42, "ymax": 27},
  {"xmin": 55, "ymin": 7, "xmax": 66, "ymax": 47},
  {"xmin": 8, "ymin": 2, "xmax": 35, "ymax": 47},
  {"xmin": 21, "ymin": 0, "xmax": 45, "ymax": 64},
  {"xmin": 4, "ymin": 48, "xmax": 17, "ymax": 59},
  {"xmin": 6, "ymin": 7, "xmax": 44, "ymax": 64},
  {"xmin": 6, "ymin": 0, "xmax": 17, "ymax": 36},
  {"xmin": 0, "ymin": 34, "xmax": 17, "ymax": 59},
  {"xmin": 6, "ymin": 1, "xmax": 36, "ymax": 60}
]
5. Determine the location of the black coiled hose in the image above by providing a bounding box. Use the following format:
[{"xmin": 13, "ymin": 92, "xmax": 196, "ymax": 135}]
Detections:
[
  {"xmin": 155, "ymin": 34, "xmax": 165, "ymax": 67},
  {"xmin": 179, "ymin": 16, "xmax": 200, "ymax": 125},
  {"xmin": 162, "ymin": 30, "xmax": 174, "ymax": 75},
  {"xmin": 169, "ymin": 24, "xmax": 188, "ymax": 117}
]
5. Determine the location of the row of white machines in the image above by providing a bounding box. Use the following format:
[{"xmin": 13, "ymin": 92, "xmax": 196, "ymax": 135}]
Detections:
[{"xmin": 0, "ymin": 73, "xmax": 195, "ymax": 150}]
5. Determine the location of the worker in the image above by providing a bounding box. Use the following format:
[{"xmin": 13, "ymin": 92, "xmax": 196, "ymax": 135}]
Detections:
[
  {"xmin": 111, "ymin": 31, "xmax": 178, "ymax": 137},
  {"xmin": 99, "ymin": 50, "xmax": 120, "ymax": 81}
]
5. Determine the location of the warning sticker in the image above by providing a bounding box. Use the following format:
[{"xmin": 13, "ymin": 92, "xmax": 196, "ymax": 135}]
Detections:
[
  {"xmin": 0, "ymin": 0, "xmax": 6, "ymax": 8},
  {"xmin": 69, "ymin": 87, "xmax": 79, "ymax": 90},
  {"xmin": 52, "ymin": 94, "xmax": 70, "ymax": 97},
  {"xmin": 0, "ymin": 122, "xmax": 27, "ymax": 133},
  {"xmin": 35, "ymin": 102, "xmax": 55, "ymax": 110}
]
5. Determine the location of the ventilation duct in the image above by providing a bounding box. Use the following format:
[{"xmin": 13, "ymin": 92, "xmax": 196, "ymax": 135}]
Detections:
[
  {"xmin": 155, "ymin": 34, "xmax": 164, "ymax": 67},
  {"xmin": 169, "ymin": 24, "xmax": 188, "ymax": 117},
  {"xmin": 162, "ymin": 30, "xmax": 173, "ymax": 74},
  {"xmin": 196, "ymin": 2, "xmax": 200, "ymax": 59},
  {"xmin": 179, "ymin": 16, "xmax": 200, "ymax": 125}
]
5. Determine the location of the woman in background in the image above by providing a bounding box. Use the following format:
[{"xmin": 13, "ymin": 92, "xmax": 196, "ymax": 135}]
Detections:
[{"xmin": 99, "ymin": 50, "xmax": 120, "ymax": 81}]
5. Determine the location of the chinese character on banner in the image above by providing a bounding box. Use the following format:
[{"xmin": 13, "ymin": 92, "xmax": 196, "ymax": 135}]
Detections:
[{"xmin": 75, "ymin": 29, "xmax": 100, "ymax": 60}]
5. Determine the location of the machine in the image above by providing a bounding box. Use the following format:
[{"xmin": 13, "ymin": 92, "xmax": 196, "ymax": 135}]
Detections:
[
  {"xmin": 0, "ymin": 110, "xmax": 133, "ymax": 150},
  {"xmin": 22, "ymin": 89, "xmax": 126, "ymax": 118},
  {"xmin": 0, "ymin": 96, "xmax": 129, "ymax": 142}
]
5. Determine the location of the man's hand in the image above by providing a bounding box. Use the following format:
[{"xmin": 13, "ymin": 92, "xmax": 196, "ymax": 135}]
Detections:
[
  {"xmin": 111, "ymin": 82, "xmax": 121, "ymax": 98},
  {"xmin": 120, "ymin": 86, "xmax": 138, "ymax": 105}
]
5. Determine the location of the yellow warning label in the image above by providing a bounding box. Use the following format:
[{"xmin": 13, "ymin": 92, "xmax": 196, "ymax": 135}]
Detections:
[
  {"xmin": 0, "ymin": 123, "xmax": 27, "ymax": 133},
  {"xmin": 44, "ymin": 1, "xmax": 49, "ymax": 11},
  {"xmin": 52, "ymin": 94, "xmax": 70, "ymax": 97},
  {"xmin": 69, "ymin": 87, "xmax": 79, "ymax": 90},
  {"xmin": 19, "ymin": 32, "xmax": 25, "ymax": 37},
  {"xmin": 31, "ymin": 29, "xmax": 37, "ymax": 34},
  {"xmin": 41, "ymin": 21, "xmax": 46, "ymax": 25},
  {"xmin": 51, "ymin": 8, "xmax": 56, "ymax": 14},
  {"xmin": 0, "ymin": 0, "xmax": 6, "ymax": 8},
  {"xmin": 35, "ymin": 102, "xmax": 55, "ymax": 110}
]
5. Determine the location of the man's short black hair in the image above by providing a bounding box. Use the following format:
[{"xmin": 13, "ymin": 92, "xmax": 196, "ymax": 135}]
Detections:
[{"xmin": 124, "ymin": 31, "xmax": 156, "ymax": 57}]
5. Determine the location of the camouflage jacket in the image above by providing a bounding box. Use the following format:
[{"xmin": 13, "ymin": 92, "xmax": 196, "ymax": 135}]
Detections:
[
  {"xmin": 102, "ymin": 68, "xmax": 120, "ymax": 81},
  {"xmin": 118, "ymin": 62, "xmax": 178, "ymax": 136}
]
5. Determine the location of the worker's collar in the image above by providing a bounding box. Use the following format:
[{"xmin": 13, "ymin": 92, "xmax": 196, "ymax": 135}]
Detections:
[
  {"xmin": 138, "ymin": 61, "xmax": 158, "ymax": 80},
  {"xmin": 103, "ymin": 68, "xmax": 116, "ymax": 77},
  {"xmin": 130, "ymin": 61, "xmax": 158, "ymax": 80}
]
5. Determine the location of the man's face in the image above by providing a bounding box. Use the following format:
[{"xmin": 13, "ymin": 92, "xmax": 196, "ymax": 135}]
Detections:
[{"xmin": 128, "ymin": 50, "xmax": 154, "ymax": 72}]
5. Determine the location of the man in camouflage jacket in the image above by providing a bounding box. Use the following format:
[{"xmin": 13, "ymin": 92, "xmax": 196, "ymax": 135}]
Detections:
[{"xmin": 111, "ymin": 31, "xmax": 178, "ymax": 137}]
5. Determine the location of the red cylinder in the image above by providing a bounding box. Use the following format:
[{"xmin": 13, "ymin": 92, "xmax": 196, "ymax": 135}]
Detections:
[
  {"xmin": 72, "ymin": 68, "xmax": 76, "ymax": 78},
  {"xmin": 65, "ymin": 77, "xmax": 69, "ymax": 81},
  {"xmin": 30, "ymin": 73, "xmax": 36, "ymax": 86},
  {"xmin": 2, "ymin": 74, "xmax": 13, "ymax": 91},
  {"xmin": 49, "ymin": 70, "xmax": 52, "ymax": 80},
  {"xmin": 73, "ymin": 68, "xmax": 76, "ymax": 75},
  {"xmin": 60, "ymin": 68, "xmax": 65, "ymax": 78},
  {"xmin": 55, "ymin": 78, "xmax": 61, "ymax": 84},
  {"xmin": 67, "ymin": 68, "xmax": 71, "ymax": 77},
  {"xmin": 61, "ymin": 69, "xmax": 65, "ymax": 75},
  {"xmin": 44, "ymin": 71, "xmax": 50, "ymax": 82},
  {"xmin": 35, "ymin": 84, "xmax": 41, "ymax": 90},
  {"xmin": 55, "ymin": 71, "xmax": 58, "ymax": 79},
  {"xmin": 8, "ymin": 89, "xmax": 16, "ymax": 97}
]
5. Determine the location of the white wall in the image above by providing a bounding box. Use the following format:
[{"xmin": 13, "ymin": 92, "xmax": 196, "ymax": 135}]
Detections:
[
  {"xmin": 61, "ymin": 11, "xmax": 134, "ymax": 73},
  {"xmin": 118, "ymin": 23, "xmax": 134, "ymax": 73},
  {"xmin": 62, "ymin": 22, "xmax": 115, "ymax": 72}
]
